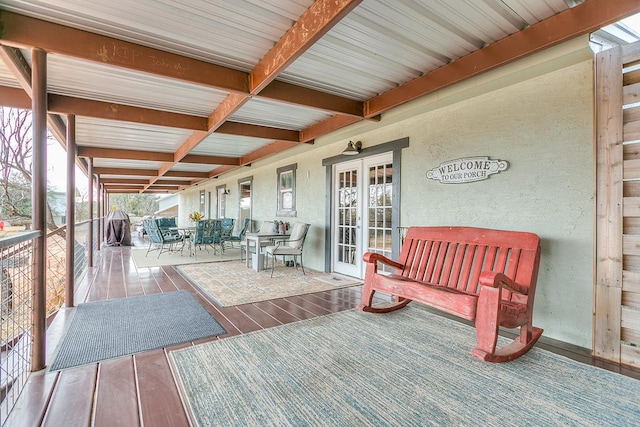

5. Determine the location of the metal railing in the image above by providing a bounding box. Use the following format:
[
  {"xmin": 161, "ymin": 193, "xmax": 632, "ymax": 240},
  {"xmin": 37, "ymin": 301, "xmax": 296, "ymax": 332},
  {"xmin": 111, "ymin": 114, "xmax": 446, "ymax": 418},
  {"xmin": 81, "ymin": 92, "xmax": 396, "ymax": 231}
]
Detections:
[
  {"xmin": 0, "ymin": 218, "xmax": 98, "ymax": 425},
  {"xmin": 0, "ymin": 231, "xmax": 39, "ymax": 426}
]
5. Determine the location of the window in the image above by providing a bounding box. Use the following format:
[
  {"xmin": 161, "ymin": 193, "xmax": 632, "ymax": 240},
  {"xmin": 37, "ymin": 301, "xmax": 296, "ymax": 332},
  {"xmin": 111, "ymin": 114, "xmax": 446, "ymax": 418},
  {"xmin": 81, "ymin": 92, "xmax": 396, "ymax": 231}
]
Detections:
[
  {"xmin": 276, "ymin": 164, "xmax": 297, "ymax": 216},
  {"xmin": 238, "ymin": 177, "xmax": 253, "ymax": 230},
  {"xmin": 199, "ymin": 190, "xmax": 205, "ymax": 217},
  {"xmin": 216, "ymin": 186, "xmax": 226, "ymax": 219}
]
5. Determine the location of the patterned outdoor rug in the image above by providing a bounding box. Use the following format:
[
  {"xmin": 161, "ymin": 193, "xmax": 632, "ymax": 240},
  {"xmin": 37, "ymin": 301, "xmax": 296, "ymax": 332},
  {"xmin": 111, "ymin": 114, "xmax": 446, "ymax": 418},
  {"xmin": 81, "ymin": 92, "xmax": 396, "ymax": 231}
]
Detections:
[
  {"xmin": 177, "ymin": 260, "xmax": 362, "ymax": 307},
  {"xmin": 50, "ymin": 291, "xmax": 226, "ymax": 371},
  {"xmin": 170, "ymin": 305, "xmax": 640, "ymax": 426}
]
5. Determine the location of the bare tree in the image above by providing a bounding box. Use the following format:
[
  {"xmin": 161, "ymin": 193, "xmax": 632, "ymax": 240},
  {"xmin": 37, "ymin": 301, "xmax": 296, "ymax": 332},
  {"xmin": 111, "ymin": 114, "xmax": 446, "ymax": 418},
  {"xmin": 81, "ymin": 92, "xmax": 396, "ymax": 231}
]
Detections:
[{"xmin": 0, "ymin": 107, "xmax": 59, "ymax": 230}]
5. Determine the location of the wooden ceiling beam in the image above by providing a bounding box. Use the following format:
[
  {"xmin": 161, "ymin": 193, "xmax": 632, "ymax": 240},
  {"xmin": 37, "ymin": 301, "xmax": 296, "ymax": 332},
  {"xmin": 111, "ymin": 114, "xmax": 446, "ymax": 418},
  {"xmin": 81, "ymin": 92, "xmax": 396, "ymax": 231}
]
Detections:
[
  {"xmin": 365, "ymin": 0, "xmax": 640, "ymax": 117},
  {"xmin": 216, "ymin": 121, "xmax": 300, "ymax": 142},
  {"xmin": 100, "ymin": 178, "xmax": 148, "ymax": 185},
  {"xmin": 300, "ymin": 115, "xmax": 364, "ymax": 143},
  {"xmin": 48, "ymin": 94, "xmax": 208, "ymax": 131},
  {"xmin": 93, "ymin": 167, "xmax": 158, "ymax": 176},
  {"xmin": 164, "ymin": 170, "xmax": 209, "ymax": 179},
  {"xmin": 180, "ymin": 154, "xmax": 241, "ymax": 166},
  {"xmin": 208, "ymin": 165, "xmax": 240, "ymax": 179},
  {"xmin": 0, "ymin": 10, "xmax": 365, "ymax": 119},
  {"xmin": 152, "ymin": 0, "xmax": 360, "ymax": 189},
  {"xmin": 0, "ymin": 85, "xmax": 31, "ymax": 109},
  {"xmin": 105, "ymin": 189, "xmax": 147, "ymax": 194},
  {"xmin": 239, "ymin": 141, "xmax": 300, "ymax": 166},
  {"xmin": 249, "ymin": 0, "xmax": 363, "ymax": 94},
  {"xmin": 153, "ymin": 179, "xmax": 192, "ymax": 186},
  {"xmin": 0, "ymin": 85, "xmax": 307, "ymax": 139},
  {"xmin": 207, "ymin": 140, "xmax": 301, "ymax": 178},
  {"xmin": 0, "ymin": 10, "xmax": 248, "ymax": 93},
  {"xmin": 259, "ymin": 80, "xmax": 364, "ymax": 118},
  {"xmin": 0, "ymin": 45, "xmax": 67, "ymax": 146},
  {"xmin": 78, "ymin": 146, "xmax": 173, "ymax": 162}
]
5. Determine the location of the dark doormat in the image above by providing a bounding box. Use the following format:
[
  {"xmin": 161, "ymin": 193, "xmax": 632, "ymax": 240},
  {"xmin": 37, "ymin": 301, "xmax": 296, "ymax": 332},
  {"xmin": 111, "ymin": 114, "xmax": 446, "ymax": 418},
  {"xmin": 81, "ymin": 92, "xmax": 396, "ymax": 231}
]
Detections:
[{"xmin": 50, "ymin": 291, "xmax": 226, "ymax": 371}]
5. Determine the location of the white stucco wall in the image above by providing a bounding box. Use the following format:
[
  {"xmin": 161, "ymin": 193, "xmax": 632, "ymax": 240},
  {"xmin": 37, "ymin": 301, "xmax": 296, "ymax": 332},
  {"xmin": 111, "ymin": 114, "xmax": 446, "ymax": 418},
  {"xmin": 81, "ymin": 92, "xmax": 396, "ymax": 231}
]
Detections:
[{"xmin": 179, "ymin": 37, "xmax": 595, "ymax": 348}]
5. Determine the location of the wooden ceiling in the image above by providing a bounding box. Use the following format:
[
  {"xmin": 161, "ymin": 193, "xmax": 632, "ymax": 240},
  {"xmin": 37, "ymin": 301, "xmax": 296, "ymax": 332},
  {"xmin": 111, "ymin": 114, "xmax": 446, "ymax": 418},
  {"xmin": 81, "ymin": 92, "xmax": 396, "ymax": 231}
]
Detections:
[{"xmin": 1, "ymin": 0, "xmax": 639, "ymax": 193}]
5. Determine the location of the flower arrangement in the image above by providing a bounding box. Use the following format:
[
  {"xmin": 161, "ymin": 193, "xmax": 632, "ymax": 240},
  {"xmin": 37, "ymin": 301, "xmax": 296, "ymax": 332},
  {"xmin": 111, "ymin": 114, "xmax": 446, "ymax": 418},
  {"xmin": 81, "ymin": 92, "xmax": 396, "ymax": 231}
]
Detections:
[{"xmin": 188, "ymin": 211, "xmax": 203, "ymax": 222}]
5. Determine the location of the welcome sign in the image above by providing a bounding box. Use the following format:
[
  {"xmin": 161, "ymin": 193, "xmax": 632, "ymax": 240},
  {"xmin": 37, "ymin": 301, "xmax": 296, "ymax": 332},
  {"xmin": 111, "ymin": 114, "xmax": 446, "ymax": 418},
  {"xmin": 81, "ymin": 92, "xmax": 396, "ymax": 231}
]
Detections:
[{"xmin": 426, "ymin": 157, "xmax": 509, "ymax": 184}]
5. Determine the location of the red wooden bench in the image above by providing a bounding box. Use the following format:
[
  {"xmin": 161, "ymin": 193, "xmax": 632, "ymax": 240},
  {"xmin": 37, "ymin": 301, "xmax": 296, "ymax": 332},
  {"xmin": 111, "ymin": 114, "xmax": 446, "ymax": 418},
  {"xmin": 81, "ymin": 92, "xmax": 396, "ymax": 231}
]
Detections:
[{"xmin": 358, "ymin": 226, "xmax": 543, "ymax": 362}]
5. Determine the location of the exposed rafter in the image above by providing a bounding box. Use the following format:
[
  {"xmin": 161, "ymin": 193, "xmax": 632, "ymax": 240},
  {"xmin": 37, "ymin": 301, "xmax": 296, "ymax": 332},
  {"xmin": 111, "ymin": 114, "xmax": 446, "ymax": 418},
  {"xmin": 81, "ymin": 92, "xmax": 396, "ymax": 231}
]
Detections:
[
  {"xmin": 78, "ymin": 147, "xmax": 173, "ymax": 162},
  {"xmin": 0, "ymin": 46, "xmax": 66, "ymax": 146},
  {"xmin": 365, "ymin": 0, "xmax": 640, "ymax": 117},
  {"xmin": 249, "ymin": 0, "xmax": 363, "ymax": 94},
  {"xmin": 0, "ymin": 84, "xmax": 305, "ymax": 140},
  {"xmin": 1, "ymin": 0, "xmax": 639, "ymax": 195},
  {"xmin": 0, "ymin": 10, "xmax": 365, "ymax": 118},
  {"xmin": 93, "ymin": 167, "xmax": 158, "ymax": 176},
  {"xmin": 146, "ymin": 0, "xmax": 362, "ymax": 190}
]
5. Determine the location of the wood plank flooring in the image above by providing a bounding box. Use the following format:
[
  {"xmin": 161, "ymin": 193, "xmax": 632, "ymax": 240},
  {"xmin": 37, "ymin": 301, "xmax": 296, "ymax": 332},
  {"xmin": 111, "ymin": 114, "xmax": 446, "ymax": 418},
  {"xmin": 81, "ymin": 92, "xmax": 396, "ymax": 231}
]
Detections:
[
  {"xmin": 5, "ymin": 241, "xmax": 366, "ymax": 426},
  {"xmin": 5, "ymin": 239, "xmax": 640, "ymax": 426}
]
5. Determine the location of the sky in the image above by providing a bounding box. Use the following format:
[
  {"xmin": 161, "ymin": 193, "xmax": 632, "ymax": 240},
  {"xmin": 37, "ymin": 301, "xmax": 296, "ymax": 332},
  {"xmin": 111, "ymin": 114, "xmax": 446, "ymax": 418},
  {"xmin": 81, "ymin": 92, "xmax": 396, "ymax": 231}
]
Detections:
[{"xmin": 48, "ymin": 138, "xmax": 87, "ymax": 193}]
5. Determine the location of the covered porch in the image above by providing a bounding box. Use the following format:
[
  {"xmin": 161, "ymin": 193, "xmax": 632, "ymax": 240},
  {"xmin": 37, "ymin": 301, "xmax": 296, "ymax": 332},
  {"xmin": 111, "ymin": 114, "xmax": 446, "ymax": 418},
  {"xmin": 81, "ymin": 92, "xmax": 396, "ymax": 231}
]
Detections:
[
  {"xmin": 3, "ymin": 236, "xmax": 639, "ymax": 426},
  {"xmin": 4, "ymin": 234, "xmax": 366, "ymax": 426},
  {"xmin": 2, "ymin": 0, "xmax": 640, "ymax": 424}
]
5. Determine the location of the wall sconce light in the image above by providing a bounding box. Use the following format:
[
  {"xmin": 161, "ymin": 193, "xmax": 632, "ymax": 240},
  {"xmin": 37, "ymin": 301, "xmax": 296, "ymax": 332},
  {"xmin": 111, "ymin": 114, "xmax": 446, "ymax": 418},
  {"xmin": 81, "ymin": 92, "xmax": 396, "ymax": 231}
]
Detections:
[
  {"xmin": 223, "ymin": 189, "xmax": 231, "ymax": 195},
  {"xmin": 342, "ymin": 140, "xmax": 362, "ymax": 156}
]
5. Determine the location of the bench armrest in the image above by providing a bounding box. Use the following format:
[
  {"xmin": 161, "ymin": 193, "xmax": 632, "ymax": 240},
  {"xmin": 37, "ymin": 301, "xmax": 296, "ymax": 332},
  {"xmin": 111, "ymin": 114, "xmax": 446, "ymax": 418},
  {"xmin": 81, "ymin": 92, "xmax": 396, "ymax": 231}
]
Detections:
[
  {"xmin": 479, "ymin": 271, "xmax": 528, "ymax": 295},
  {"xmin": 363, "ymin": 252, "xmax": 404, "ymax": 270}
]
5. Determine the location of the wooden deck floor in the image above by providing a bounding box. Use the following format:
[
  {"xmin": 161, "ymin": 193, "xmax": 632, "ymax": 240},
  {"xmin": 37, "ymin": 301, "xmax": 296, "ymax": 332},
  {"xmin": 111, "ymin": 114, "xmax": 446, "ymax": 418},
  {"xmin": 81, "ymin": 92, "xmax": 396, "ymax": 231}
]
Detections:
[{"xmin": 5, "ymin": 239, "xmax": 640, "ymax": 426}]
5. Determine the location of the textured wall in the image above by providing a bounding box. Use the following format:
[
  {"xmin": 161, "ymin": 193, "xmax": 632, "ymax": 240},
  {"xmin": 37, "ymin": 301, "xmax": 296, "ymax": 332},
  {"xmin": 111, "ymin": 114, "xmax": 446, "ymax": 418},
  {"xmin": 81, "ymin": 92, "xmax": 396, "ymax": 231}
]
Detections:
[{"xmin": 180, "ymin": 38, "xmax": 595, "ymax": 348}]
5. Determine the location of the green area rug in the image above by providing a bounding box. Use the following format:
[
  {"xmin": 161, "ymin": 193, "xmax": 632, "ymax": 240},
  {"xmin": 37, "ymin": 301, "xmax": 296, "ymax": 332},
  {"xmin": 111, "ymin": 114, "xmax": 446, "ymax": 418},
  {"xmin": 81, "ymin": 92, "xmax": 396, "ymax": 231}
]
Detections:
[
  {"xmin": 50, "ymin": 291, "xmax": 226, "ymax": 371},
  {"xmin": 177, "ymin": 261, "xmax": 362, "ymax": 307},
  {"xmin": 170, "ymin": 305, "xmax": 640, "ymax": 426}
]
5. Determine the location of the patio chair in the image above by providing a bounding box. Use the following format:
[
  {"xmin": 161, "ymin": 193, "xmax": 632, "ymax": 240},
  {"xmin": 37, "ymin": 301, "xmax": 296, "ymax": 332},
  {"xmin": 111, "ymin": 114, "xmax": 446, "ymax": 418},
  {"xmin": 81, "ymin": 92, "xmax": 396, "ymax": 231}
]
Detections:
[
  {"xmin": 223, "ymin": 218, "xmax": 249, "ymax": 250},
  {"xmin": 240, "ymin": 220, "xmax": 276, "ymax": 263},
  {"xmin": 191, "ymin": 219, "xmax": 221, "ymax": 258},
  {"xmin": 156, "ymin": 216, "xmax": 179, "ymax": 237},
  {"xmin": 143, "ymin": 218, "xmax": 184, "ymax": 258},
  {"xmin": 219, "ymin": 218, "xmax": 235, "ymax": 253},
  {"xmin": 264, "ymin": 222, "xmax": 310, "ymax": 277}
]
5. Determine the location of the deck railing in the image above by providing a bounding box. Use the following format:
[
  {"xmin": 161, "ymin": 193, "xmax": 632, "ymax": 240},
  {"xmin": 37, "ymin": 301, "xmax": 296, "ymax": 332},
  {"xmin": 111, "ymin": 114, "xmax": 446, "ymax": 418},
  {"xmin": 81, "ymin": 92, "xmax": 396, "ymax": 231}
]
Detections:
[
  {"xmin": 0, "ymin": 231, "xmax": 38, "ymax": 425},
  {"xmin": 0, "ymin": 218, "xmax": 99, "ymax": 425}
]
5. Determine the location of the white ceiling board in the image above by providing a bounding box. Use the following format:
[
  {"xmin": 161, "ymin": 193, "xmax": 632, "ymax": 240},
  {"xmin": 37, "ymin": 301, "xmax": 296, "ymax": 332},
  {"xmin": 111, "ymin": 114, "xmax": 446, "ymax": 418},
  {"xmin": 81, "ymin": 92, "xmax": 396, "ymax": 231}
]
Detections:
[
  {"xmin": 190, "ymin": 133, "xmax": 273, "ymax": 157},
  {"xmin": 0, "ymin": 0, "xmax": 312, "ymax": 71},
  {"xmin": 171, "ymin": 163, "xmax": 217, "ymax": 172},
  {"xmin": 93, "ymin": 158, "xmax": 165, "ymax": 169},
  {"xmin": 76, "ymin": 117, "xmax": 193, "ymax": 152},
  {"xmin": 0, "ymin": 60, "xmax": 21, "ymax": 88},
  {"xmin": 231, "ymin": 98, "xmax": 332, "ymax": 131}
]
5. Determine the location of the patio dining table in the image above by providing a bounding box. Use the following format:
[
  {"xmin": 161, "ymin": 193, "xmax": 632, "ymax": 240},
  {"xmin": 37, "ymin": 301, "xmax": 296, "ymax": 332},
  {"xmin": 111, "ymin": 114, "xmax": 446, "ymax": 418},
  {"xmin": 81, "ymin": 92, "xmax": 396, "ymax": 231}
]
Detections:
[{"xmin": 245, "ymin": 233, "xmax": 288, "ymax": 271}]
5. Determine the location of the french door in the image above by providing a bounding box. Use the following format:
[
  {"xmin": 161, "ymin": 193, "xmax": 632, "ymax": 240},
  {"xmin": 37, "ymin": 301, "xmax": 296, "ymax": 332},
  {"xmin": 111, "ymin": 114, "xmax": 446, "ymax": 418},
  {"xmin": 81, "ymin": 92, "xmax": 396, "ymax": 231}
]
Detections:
[{"xmin": 332, "ymin": 153, "xmax": 394, "ymax": 278}]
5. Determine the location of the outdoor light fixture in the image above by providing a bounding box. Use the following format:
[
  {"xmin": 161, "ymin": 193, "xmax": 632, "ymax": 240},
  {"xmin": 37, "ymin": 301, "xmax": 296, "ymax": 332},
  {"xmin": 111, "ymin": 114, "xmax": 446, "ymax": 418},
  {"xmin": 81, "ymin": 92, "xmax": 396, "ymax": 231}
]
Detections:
[
  {"xmin": 223, "ymin": 189, "xmax": 231, "ymax": 195},
  {"xmin": 342, "ymin": 140, "xmax": 362, "ymax": 156}
]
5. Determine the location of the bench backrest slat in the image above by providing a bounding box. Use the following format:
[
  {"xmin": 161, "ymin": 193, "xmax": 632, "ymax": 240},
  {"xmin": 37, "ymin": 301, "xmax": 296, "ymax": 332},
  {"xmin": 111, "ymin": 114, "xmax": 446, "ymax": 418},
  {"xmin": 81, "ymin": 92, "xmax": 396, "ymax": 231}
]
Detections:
[{"xmin": 398, "ymin": 227, "xmax": 540, "ymax": 299}]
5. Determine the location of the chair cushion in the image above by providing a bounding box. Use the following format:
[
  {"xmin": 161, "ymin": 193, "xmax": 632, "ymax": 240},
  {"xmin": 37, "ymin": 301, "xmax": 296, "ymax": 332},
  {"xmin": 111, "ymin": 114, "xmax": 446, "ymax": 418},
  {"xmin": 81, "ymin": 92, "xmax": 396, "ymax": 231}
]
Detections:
[{"xmin": 265, "ymin": 245, "xmax": 301, "ymax": 255}]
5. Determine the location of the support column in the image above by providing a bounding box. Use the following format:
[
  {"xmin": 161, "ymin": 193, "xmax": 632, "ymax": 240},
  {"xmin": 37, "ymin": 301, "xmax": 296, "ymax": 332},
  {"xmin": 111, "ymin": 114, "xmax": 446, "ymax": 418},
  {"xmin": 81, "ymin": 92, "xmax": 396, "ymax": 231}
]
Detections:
[
  {"xmin": 31, "ymin": 48, "xmax": 47, "ymax": 371},
  {"xmin": 87, "ymin": 158, "xmax": 93, "ymax": 268},
  {"xmin": 96, "ymin": 176, "xmax": 101, "ymax": 250},
  {"xmin": 65, "ymin": 115, "xmax": 76, "ymax": 308},
  {"xmin": 100, "ymin": 184, "xmax": 108, "ymax": 247}
]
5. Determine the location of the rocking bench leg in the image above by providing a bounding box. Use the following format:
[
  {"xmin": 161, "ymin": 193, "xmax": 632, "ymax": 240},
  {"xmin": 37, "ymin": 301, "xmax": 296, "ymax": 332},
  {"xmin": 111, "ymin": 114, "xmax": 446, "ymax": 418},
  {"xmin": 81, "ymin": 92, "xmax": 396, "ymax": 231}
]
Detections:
[{"xmin": 473, "ymin": 286, "xmax": 543, "ymax": 362}]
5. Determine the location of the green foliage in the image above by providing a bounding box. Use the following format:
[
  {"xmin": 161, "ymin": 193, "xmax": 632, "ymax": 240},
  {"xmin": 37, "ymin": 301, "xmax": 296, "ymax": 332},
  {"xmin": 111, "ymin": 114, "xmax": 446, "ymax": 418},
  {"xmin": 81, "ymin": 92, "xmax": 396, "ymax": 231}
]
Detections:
[{"xmin": 108, "ymin": 194, "xmax": 159, "ymax": 216}]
